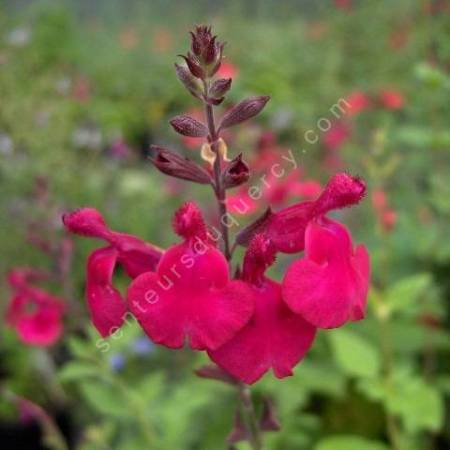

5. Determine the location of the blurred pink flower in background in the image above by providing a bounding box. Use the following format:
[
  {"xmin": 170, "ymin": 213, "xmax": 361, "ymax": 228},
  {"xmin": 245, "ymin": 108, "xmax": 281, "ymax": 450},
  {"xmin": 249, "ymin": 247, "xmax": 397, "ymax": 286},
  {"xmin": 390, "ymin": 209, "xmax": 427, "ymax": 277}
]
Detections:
[
  {"xmin": 217, "ymin": 61, "xmax": 239, "ymax": 79},
  {"xmin": 152, "ymin": 27, "xmax": 173, "ymax": 53},
  {"xmin": 372, "ymin": 189, "xmax": 397, "ymax": 232},
  {"xmin": 378, "ymin": 89, "xmax": 405, "ymax": 110},
  {"xmin": 346, "ymin": 91, "xmax": 371, "ymax": 116},
  {"xmin": 6, "ymin": 269, "xmax": 65, "ymax": 346},
  {"xmin": 334, "ymin": 0, "xmax": 352, "ymax": 11},
  {"xmin": 71, "ymin": 75, "xmax": 91, "ymax": 103}
]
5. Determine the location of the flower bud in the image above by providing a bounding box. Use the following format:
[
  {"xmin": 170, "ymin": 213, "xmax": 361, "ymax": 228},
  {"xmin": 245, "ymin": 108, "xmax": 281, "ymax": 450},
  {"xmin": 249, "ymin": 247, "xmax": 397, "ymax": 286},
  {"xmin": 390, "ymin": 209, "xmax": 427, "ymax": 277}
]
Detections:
[
  {"xmin": 174, "ymin": 63, "xmax": 203, "ymax": 99},
  {"xmin": 260, "ymin": 397, "xmax": 281, "ymax": 432},
  {"xmin": 179, "ymin": 54, "xmax": 205, "ymax": 79},
  {"xmin": 169, "ymin": 115, "xmax": 208, "ymax": 137},
  {"xmin": 210, "ymin": 78, "xmax": 232, "ymax": 99},
  {"xmin": 219, "ymin": 96, "xmax": 270, "ymax": 130},
  {"xmin": 181, "ymin": 26, "xmax": 225, "ymax": 79},
  {"xmin": 222, "ymin": 154, "xmax": 250, "ymax": 189},
  {"xmin": 235, "ymin": 207, "xmax": 273, "ymax": 247},
  {"xmin": 150, "ymin": 146, "xmax": 212, "ymax": 185}
]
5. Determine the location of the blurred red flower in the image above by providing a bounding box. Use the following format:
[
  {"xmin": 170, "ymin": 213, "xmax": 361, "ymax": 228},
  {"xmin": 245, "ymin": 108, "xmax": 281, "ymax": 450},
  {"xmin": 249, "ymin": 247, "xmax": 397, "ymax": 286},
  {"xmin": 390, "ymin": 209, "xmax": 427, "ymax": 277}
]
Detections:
[{"xmin": 6, "ymin": 269, "xmax": 65, "ymax": 346}]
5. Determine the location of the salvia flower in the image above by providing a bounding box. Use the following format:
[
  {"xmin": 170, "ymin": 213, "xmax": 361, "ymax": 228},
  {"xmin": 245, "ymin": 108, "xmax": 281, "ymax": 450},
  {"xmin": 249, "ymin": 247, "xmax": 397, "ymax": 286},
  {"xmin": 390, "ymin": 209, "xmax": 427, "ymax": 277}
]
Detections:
[
  {"xmin": 209, "ymin": 236, "xmax": 316, "ymax": 384},
  {"xmin": 63, "ymin": 208, "xmax": 163, "ymax": 336},
  {"xmin": 282, "ymin": 218, "xmax": 370, "ymax": 328},
  {"xmin": 237, "ymin": 172, "xmax": 366, "ymax": 253},
  {"xmin": 6, "ymin": 268, "xmax": 64, "ymax": 346},
  {"xmin": 127, "ymin": 202, "xmax": 255, "ymax": 350}
]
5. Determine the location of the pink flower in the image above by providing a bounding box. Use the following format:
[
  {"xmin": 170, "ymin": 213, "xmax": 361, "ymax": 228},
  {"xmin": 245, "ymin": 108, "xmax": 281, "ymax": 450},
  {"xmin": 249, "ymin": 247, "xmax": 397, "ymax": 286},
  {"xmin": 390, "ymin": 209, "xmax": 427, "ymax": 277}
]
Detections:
[
  {"xmin": 323, "ymin": 121, "xmax": 351, "ymax": 151},
  {"xmin": 335, "ymin": 0, "xmax": 352, "ymax": 10},
  {"xmin": 217, "ymin": 61, "xmax": 239, "ymax": 79},
  {"xmin": 346, "ymin": 91, "xmax": 371, "ymax": 116},
  {"xmin": 372, "ymin": 189, "xmax": 397, "ymax": 232},
  {"xmin": 262, "ymin": 172, "xmax": 366, "ymax": 253},
  {"xmin": 6, "ymin": 269, "xmax": 64, "ymax": 346},
  {"xmin": 63, "ymin": 208, "xmax": 163, "ymax": 336},
  {"xmin": 379, "ymin": 89, "xmax": 404, "ymax": 110},
  {"xmin": 209, "ymin": 236, "xmax": 316, "ymax": 384},
  {"xmin": 127, "ymin": 202, "xmax": 255, "ymax": 350},
  {"xmin": 283, "ymin": 218, "xmax": 370, "ymax": 328}
]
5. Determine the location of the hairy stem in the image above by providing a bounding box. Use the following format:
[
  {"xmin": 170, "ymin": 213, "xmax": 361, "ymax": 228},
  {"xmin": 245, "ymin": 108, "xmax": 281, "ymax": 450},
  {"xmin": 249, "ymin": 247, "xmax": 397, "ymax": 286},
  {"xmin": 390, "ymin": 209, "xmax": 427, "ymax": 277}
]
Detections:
[
  {"xmin": 203, "ymin": 84, "xmax": 231, "ymax": 261},
  {"xmin": 202, "ymin": 82, "xmax": 262, "ymax": 449}
]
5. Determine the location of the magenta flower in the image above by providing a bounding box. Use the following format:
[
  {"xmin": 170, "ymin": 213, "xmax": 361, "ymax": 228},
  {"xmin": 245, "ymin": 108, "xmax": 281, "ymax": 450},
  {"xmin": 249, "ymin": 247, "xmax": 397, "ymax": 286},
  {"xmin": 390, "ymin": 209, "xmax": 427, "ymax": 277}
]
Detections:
[
  {"xmin": 6, "ymin": 269, "xmax": 64, "ymax": 346},
  {"xmin": 63, "ymin": 208, "xmax": 163, "ymax": 336},
  {"xmin": 283, "ymin": 217, "xmax": 370, "ymax": 328},
  {"xmin": 127, "ymin": 202, "xmax": 255, "ymax": 350},
  {"xmin": 209, "ymin": 236, "xmax": 316, "ymax": 384},
  {"xmin": 261, "ymin": 172, "xmax": 366, "ymax": 254}
]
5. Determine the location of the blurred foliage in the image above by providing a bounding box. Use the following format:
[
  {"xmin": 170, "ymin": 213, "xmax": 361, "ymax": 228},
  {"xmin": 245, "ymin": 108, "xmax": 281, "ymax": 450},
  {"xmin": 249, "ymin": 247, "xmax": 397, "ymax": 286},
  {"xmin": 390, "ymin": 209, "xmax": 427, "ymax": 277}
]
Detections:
[{"xmin": 0, "ymin": 1, "xmax": 449, "ymax": 449}]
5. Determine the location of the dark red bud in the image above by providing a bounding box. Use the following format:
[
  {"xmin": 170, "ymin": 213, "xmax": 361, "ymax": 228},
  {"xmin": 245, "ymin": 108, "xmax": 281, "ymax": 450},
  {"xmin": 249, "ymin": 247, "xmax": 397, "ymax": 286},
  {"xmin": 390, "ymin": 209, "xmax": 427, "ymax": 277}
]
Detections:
[
  {"xmin": 174, "ymin": 63, "xmax": 202, "ymax": 99},
  {"xmin": 169, "ymin": 115, "xmax": 208, "ymax": 137},
  {"xmin": 260, "ymin": 397, "xmax": 281, "ymax": 432},
  {"xmin": 150, "ymin": 146, "xmax": 212, "ymax": 185},
  {"xmin": 219, "ymin": 96, "xmax": 270, "ymax": 130},
  {"xmin": 222, "ymin": 153, "xmax": 250, "ymax": 189},
  {"xmin": 227, "ymin": 410, "xmax": 249, "ymax": 444},
  {"xmin": 204, "ymin": 35, "xmax": 218, "ymax": 64},
  {"xmin": 210, "ymin": 78, "xmax": 232, "ymax": 98},
  {"xmin": 235, "ymin": 207, "xmax": 273, "ymax": 247},
  {"xmin": 194, "ymin": 364, "xmax": 238, "ymax": 385},
  {"xmin": 190, "ymin": 31, "xmax": 202, "ymax": 56},
  {"xmin": 206, "ymin": 96, "xmax": 225, "ymax": 106},
  {"xmin": 179, "ymin": 54, "xmax": 205, "ymax": 79}
]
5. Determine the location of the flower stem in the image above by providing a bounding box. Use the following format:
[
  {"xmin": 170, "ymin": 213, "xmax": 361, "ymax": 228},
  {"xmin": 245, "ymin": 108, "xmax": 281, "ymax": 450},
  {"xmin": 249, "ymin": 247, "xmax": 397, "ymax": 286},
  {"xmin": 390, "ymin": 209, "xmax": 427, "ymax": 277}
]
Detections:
[
  {"xmin": 238, "ymin": 382, "xmax": 263, "ymax": 450},
  {"xmin": 203, "ymin": 84, "xmax": 231, "ymax": 261},
  {"xmin": 202, "ymin": 82, "xmax": 262, "ymax": 449}
]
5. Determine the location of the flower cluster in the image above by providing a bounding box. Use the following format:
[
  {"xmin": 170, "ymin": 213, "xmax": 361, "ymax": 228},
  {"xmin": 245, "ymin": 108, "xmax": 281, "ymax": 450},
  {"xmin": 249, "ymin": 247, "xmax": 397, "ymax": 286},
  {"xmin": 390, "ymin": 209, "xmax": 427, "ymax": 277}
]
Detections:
[{"xmin": 63, "ymin": 26, "xmax": 370, "ymax": 385}]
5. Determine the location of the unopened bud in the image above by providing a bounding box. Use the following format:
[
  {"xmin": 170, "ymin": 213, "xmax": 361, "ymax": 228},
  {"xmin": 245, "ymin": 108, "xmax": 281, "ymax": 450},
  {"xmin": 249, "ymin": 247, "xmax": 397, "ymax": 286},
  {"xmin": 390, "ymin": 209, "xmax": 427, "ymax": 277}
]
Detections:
[
  {"xmin": 150, "ymin": 146, "xmax": 212, "ymax": 185},
  {"xmin": 170, "ymin": 115, "xmax": 208, "ymax": 137},
  {"xmin": 219, "ymin": 96, "xmax": 270, "ymax": 130},
  {"xmin": 210, "ymin": 78, "xmax": 232, "ymax": 100},
  {"xmin": 222, "ymin": 154, "xmax": 250, "ymax": 189},
  {"xmin": 174, "ymin": 63, "xmax": 203, "ymax": 99}
]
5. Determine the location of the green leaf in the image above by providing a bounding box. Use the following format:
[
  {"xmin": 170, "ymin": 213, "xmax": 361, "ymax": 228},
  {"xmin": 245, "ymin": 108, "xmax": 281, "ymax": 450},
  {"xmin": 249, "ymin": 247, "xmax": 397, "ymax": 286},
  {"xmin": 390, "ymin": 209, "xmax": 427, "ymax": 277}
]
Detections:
[
  {"xmin": 79, "ymin": 381, "xmax": 129, "ymax": 419},
  {"xmin": 68, "ymin": 336, "xmax": 93, "ymax": 359},
  {"xmin": 386, "ymin": 273, "xmax": 432, "ymax": 313},
  {"xmin": 59, "ymin": 362, "xmax": 98, "ymax": 382},
  {"xmin": 328, "ymin": 329, "xmax": 380, "ymax": 378},
  {"xmin": 388, "ymin": 378, "xmax": 444, "ymax": 433},
  {"xmin": 359, "ymin": 371, "xmax": 444, "ymax": 432},
  {"xmin": 315, "ymin": 435, "xmax": 389, "ymax": 450}
]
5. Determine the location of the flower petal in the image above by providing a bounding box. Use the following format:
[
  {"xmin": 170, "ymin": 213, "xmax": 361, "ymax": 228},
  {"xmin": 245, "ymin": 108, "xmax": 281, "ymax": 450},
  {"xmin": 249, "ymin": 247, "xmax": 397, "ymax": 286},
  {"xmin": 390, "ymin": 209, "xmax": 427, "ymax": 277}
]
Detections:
[
  {"xmin": 86, "ymin": 246, "xmax": 127, "ymax": 337},
  {"xmin": 127, "ymin": 243, "xmax": 254, "ymax": 350},
  {"xmin": 282, "ymin": 218, "xmax": 370, "ymax": 328},
  {"xmin": 209, "ymin": 279, "xmax": 316, "ymax": 384}
]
